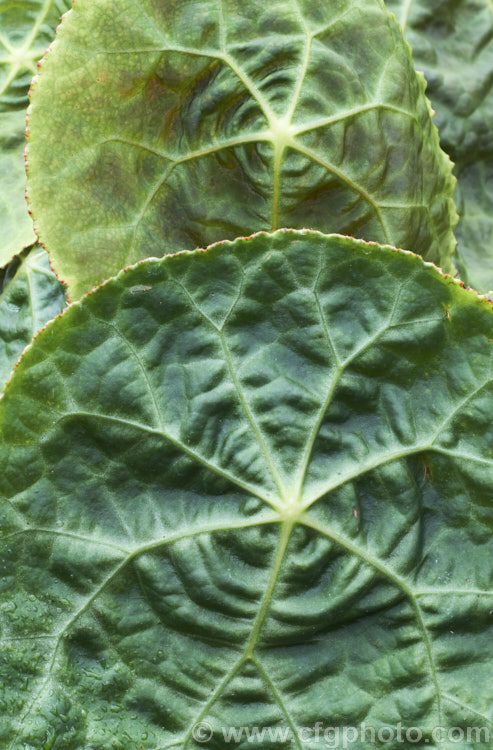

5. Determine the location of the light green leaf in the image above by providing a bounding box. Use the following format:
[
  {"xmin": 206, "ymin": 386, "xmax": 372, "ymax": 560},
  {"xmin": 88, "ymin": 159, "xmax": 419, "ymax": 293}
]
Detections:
[
  {"xmin": 0, "ymin": 244, "xmax": 66, "ymax": 388},
  {"xmin": 0, "ymin": 0, "xmax": 71, "ymax": 264},
  {"xmin": 1, "ymin": 229, "xmax": 493, "ymax": 749},
  {"xmin": 386, "ymin": 0, "xmax": 493, "ymax": 292},
  {"xmin": 26, "ymin": 0, "xmax": 457, "ymax": 299}
]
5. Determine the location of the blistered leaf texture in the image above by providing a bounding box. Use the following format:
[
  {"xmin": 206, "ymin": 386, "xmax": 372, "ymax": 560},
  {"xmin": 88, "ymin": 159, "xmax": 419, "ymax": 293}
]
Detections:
[
  {"xmin": 1, "ymin": 230, "xmax": 493, "ymax": 749},
  {"xmin": 386, "ymin": 0, "xmax": 493, "ymax": 291},
  {"xmin": 27, "ymin": 0, "xmax": 457, "ymax": 299},
  {"xmin": 0, "ymin": 244, "xmax": 66, "ymax": 388},
  {"xmin": 0, "ymin": 0, "xmax": 71, "ymax": 264}
]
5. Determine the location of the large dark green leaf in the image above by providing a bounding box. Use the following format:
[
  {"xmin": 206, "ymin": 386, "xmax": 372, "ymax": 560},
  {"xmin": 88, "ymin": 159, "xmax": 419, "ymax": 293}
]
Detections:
[
  {"xmin": 0, "ymin": 244, "xmax": 66, "ymax": 388},
  {"xmin": 1, "ymin": 230, "xmax": 493, "ymax": 749},
  {"xmin": 26, "ymin": 0, "xmax": 457, "ymax": 299},
  {"xmin": 0, "ymin": 0, "xmax": 71, "ymax": 264},
  {"xmin": 386, "ymin": 0, "xmax": 493, "ymax": 292}
]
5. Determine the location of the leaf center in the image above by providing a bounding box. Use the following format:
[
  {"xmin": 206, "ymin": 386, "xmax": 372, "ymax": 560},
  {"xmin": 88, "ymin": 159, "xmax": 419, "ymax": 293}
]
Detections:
[
  {"xmin": 277, "ymin": 500, "xmax": 304, "ymax": 524},
  {"xmin": 268, "ymin": 116, "xmax": 297, "ymax": 151}
]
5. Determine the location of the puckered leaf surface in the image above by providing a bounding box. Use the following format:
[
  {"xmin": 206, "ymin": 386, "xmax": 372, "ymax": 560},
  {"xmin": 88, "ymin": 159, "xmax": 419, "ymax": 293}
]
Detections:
[
  {"xmin": 0, "ymin": 244, "xmax": 66, "ymax": 388},
  {"xmin": 0, "ymin": 0, "xmax": 71, "ymax": 264},
  {"xmin": 26, "ymin": 0, "xmax": 457, "ymax": 299},
  {"xmin": 1, "ymin": 230, "xmax": 493, "ymax": 749},
  {"xmin": 386, "ymin": 0, "xmax": 493, "ymax": 292}
]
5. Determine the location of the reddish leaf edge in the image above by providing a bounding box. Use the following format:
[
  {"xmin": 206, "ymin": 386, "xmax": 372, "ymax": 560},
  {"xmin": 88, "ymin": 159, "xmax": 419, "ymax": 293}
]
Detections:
[{"xmin": 1, "ymin": 227, "xmax": 491, "ymax": 403}]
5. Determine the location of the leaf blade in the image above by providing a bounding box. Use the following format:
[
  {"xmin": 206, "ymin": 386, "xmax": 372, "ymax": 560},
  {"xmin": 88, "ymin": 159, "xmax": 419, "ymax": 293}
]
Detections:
[
  {"xmin": 26, "ymin": 0, "xmax": 457, "ymax": 298},
  {"xmin": 0, "ymin": 244, "xmax": 66, "ymax": 388},
  {"xmin": 0, "ymin": 0, "xmax": 71, "ymax": 264},
  {"xmin": 1, "ymin": 230, "xmax": 493, "ymax": 747},
  {"xmin": 386, "ymin": 0, "xmax": 493, "ymax": 291}
]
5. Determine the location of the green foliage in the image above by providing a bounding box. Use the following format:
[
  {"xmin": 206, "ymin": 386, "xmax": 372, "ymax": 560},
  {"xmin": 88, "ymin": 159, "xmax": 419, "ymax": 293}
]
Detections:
[
  {"xmin": 26, "ymin": 0, "xmax": 457, "ymax": 298},
  {"xmin": 0, "ymin": 0, "xmax": 71, "ymax": 265},
  {"xmin": 0, "ymin": 244, "xmax": 66, "ymax": 387},
  {"xmin": 2, "ymin": 231, "xmax": 493, "ymax": 748},
  {"xmin": 0, "ymin": 0, "xmax": 67, "ymax": 393},
  {"xmin": 2, "ymin": 2, "xmax": 493, "ymax": 747},
  {"xmin": 386, "ymin": 0, "xmax": 493, "ymax": 291}
]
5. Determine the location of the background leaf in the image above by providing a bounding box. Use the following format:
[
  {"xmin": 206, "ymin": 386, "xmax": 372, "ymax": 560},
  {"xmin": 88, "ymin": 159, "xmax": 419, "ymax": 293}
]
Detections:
[
  {"xmin": 0, "ymin": 0, "xmax": 71, "ymax": 265},
  {"xmin": 0, "ymin": 244, "xmax": 66, "ymax": 389},
  {"xmin": 1, "ymin": 230, "xmax": 493, "ymax": 748},
  {"xmin": 386, "ymin": 0, "xmax": 493, "ymax": 292},
  {"xmin": 26, "ymin": 0, "xmax": 457, "ymax": 299}
]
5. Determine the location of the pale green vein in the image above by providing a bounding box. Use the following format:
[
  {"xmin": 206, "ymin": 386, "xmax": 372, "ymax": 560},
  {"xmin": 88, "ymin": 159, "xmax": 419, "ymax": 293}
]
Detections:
[
  {"xmin": 1, "ymin": 634, "xmax": 57, "ymax": 643},
  {"xmin": 0, "ymin": 0, "xmax": 54, "ymax": 101},
  {"xmin": 0, "ymin": 496, "xmax": 28, "ymax": 527},
  {"xmin": 50, "ymin": 411, "xmax": 282, "ymax": 512},
  {"xmin": 301, "ymin": 444, "xmax": 428, "ymax": 509},
  {"xmin": 123, "ymin": 0, "xmax": 169, "ymax": 49},
  {"xmin": 0, "ymin": 62, "xmax": 21, "ymax": 100},
  {"xmin": 430, "ymin": 378, "xmax": 493, "ymax": 444},
  {"xmin": 132, "ymin": 516, "xmax": 280, "ymax": 558},
  {"xmin": 219, "ymin": 266, "xmax": 245, "ymax": 331},
  {"xmin": 20, "ymin": 0, "xmax": 55, "ymax": 56},
  {"xmin": 221, "ymin": 325, "xmax": 289, "ymax": 500},
  {"xmin": 415, "ymin": 588, "xmax": 493, "ymax": 597},
  {"xmin": 293, "ymin": 367, "xmax": 341, "ymax": 504},
  {"xmin": 96, "ymin": 45, "xmax": 220, "ymax": 57},
  {"xmin": 291, "ymin": 141, "xmax": 391, "ymax": 243},
  {"xmin": 0, "ymin": 49, "xmax": 44, "ymax": 66},
  {"xmin": 60, "ymin": 57, "xmax": 422, "ymax": 255},
  {"xmin": 97, "ymin": 318, "xmax": 163, "ymax": 430},
  {"xmin": 390, "ymin": 316, "xmax": 444, "ymax": 329},
  {"xmin": 217, "ymin": 0, "xmax": 226, "ymax": 53},
  {"xmin": 431, "ymin": 447, "xmax": 493, "ymax": 468},
  {"xmin": 0, "ymin": 31, "xmax": 14, "ymax": 55},
  {"xmin": 312, "ymin": 256, "xmax": 343, "ymax": 368},
  {"xmin": 297, "ymin": 272, "xmax": 418, "ymax": 507},
  {"xmin": 178, "ymin": 521, "xmax": 292, "ymax": 749},
  {"xmin": 253, "ymin": 655, "xmax": 303, "ymax": 750},
  {"xmin": 7, "ymin": 553, "xmax": 126, "ymax": 750},
  {"xmin": 127, "ymin": 161, "xmax": 177, "ymax": 254},
  {"xmin": 286, "ymin": 0, "xmax": 312, "ymax": 124},
  {"xmin": 7, "ymin": 517, "xmax": 281, "ymax": 749},
  {"xmin": 97, "ymin": 136, "xmax": 175, "ymax": 161},
  {"xmin": 126, "ymin": 132, "xmax": 272, "ymax": 255},
  {"xmin": 0, "ymin": 0, "xmax": 53, "ymax": 103},
  {"xmin": 301, "ymin": 515, "xmax": 442, "ymax": 728},
  {"xmin": 0, "ymin": 527, "xmax": 128, "ymax": 553},
  {"xmin": 171, "ymin": 275, "xmax": 289, "ymax": 503},
  {"xmin": 292, "ymin": 102, "xmax": 419, "ymax": 135},
  {"xmin": 24, "ymin": 262, "xmax": 56, "ymax": 281},
  {"xmin": 223, "ymin": 50, "xmax": 276, "ymax": 123},
  {"xmin": 99, "ymin": 132, "xmax": 271, "ymax": 166},
  {"xmin": 3, "ymin": 517, "xmax": 280, "ymax": 566},
  {"xmin": 244, "ymin": 520, "xmax": 292, "ymax": 657},
  {"xmin": 399, "ymin": 0, "xmax": 414, "ymax": 32},
  {"xmin": 84, "ymin": 32, "xmax": 409, "ymax": 243},
  {"xmin": 310, "ymin": 9, "xmax": 353, "ymax": 41},
  {"xmin": 179, "ymin": 658, "xmax": 244, "ymax": 749},
  {"xmin": 442, "ymin": 692, "xmax": 493, "ymax": 728},
  {"xmin": 378, "ymin": 202, "xmax": 429, "ymax": 210},
  {"xmin": 93, "ymin": 36, "xmax": 276, "ymax": 125},
  {"xmin": 112, "ymin": 39, "xmax": 274, "ymax": 122}
]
